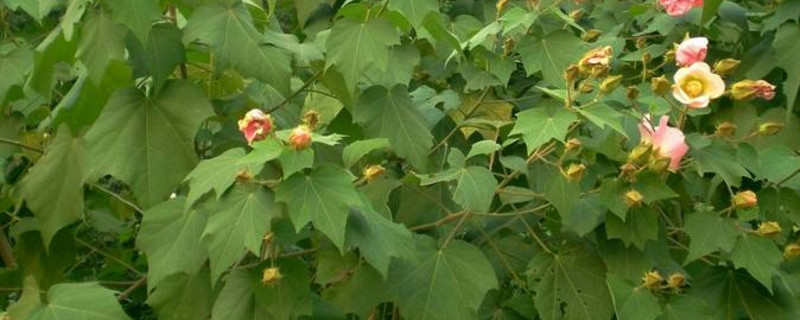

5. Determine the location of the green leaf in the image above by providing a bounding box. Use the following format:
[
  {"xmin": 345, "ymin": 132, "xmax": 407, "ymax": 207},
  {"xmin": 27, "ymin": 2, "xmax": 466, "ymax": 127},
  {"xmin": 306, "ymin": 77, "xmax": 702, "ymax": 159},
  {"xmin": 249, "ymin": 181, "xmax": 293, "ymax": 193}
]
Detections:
[
  {"xmin": 518, "ymin": 31, "xmax": 585, "ymax": 88},
  {"xmin": 773, "ymin": 22, "xmax": 800, "ymax": 112},
  {"xmin": 730, "ymin": 234, "xmax": 782, "ymax": 292},
  {"xmin": 30, "ymin": 283, "xmax": 131, "ymax": 320},
  {"xmin": 346, "ymin": 202, "xmax": 414, "ymax": 277},
  {"xmin": 20, "ymin": 126, "xmax": 86, "ymax": 249},
  {"xmin": 354, "ymin": 85, "xmax": 433, "ymax": 169},
  {"xmin": 85, "ymin": 81, "xmax": 213, "ymax": 208},
  {"xmin": 453, "ymin": 166, "xmax": 497, "ymax": 213},
  {"xmin": 607, "ymin": 274, "xmax": 662, "ymax": 320},
  {"xmin": 342, "ymin": 138, "xmax": 390, "ymax": 168},
  {"xmin": 276, "ymin": 165, "xmax": 361, "ymax": 249},
  {"xmin": 658, "ymin": 296, "xmax": 713, "ymax": 320},
  {"xmin": 0, "ymin": 46, "xmax": 33, "ymax": 103},
  {"xmin": 202, "ymin": 185, "xmax": 280, "ymax": 282},
  {"xmin": 633, "ymin": 172, "xmax": 678, "ymax": 204},
  {"xmin": 544, "ymin": 173, "xmax": 580, "ymax": 218},
  {"xmin": 511, "ymin": 104, "xmax": 577, "ymax": 155},
  {"xmin": 324, "ymin": 264, "xmax": 389, "ymax": 319},
  {"xmin": 528, "ymin": 243, "xmax": 614, "ymax": 320},
  {"xmin": 694, "ymin": 267, "xmax": 800, "ymax": 320},
  {"xmin": 143, "ymin": 23, "xmax": 185, "ymax": 94},
  {"xmin": 146, "ymin": 271, "xmax": 213, "ymax": 320},
  {"xmin": 683, "ymin": 210, "xmax": 739, "ymax": 264},
  {"xmin": 391, "ymin": 238, "xmax": 498, "ymax": 320},
  {"xmin": 107, "ymin": 0, "xmax": 162, "ymax": 43},
  {"xmin": 52, "ymin": 60, "xmax": 132, "ymax": 132},
  {"xmin": 601, "ymin": 240, "xmax": 651, "ymax": 283},
  {"xmin": 4, "ymin": 0, "xmax": 64, "ymax": 22},
  {"xmin": 466, "ymin": 140, "xmax": 501, "ymax": 160},
  {"xmin": 605, "ymin": 207, "xmax": 658, "ymax": 250},
  {"xmin": 325, "ymin": 11, "xmax": 400, "ymax": 92},
  {"xmin": 578, "ymin": 104, "xmax": 628, "ymax": 137},
  {"xmin": 27, "ymin": 30, "xmax": 77, "ymax": 97},
  {"xmin": 702, "ymin": 0, "xmax": 723, "ymax": 24},
  {"xmin": 184, "ymin": 0, "xmax": 292, "ymax": 94},
  {"xmin": 689, "ymin": 138, "xmax": 750, "ymax": 187},
  {"xmin": 137, "ymin": 197, "xmax": 209, "ymax": 290},
  {"xmin": 77, "ymin": 12, "xmax": 128, "ymax": 84},
  {"xmin": 60, "ymin": 0, "xmax": 91, "ymax": 40},
  {"xmin": 562, "ymin": 195, "xmax": 606, "ymax": 237},
  {"xmin": 278, "ymin": 148, "xmax": 314, "ymax": 178},
  {"xmin": 388, "ymin": 0, "xmax": 438, "ymax": 27}
]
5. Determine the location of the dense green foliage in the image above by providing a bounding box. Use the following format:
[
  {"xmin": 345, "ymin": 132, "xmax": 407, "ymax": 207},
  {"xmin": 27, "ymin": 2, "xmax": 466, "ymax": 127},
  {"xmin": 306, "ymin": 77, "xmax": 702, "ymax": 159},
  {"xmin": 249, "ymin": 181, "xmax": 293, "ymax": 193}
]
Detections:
[{"xmin": 1, "ymin": 0, "xmax": 800, "ymax": 319}]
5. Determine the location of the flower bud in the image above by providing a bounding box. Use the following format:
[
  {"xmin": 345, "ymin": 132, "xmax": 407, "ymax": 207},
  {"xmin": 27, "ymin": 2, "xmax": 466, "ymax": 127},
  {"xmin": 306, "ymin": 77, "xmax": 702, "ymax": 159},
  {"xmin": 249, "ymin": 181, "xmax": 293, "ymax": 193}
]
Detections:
[
  {"xmin": 496, "ymin": 0, "xmax": 510, "ymax": 13},
  {"xmin": 713, "ymin": 58, "xmax": 741, "ymax": 76},
  {"xmin": 303, "ymin": 110, "xmax": 321, "ymax": 130},
  {"xmin": 569, "ymin": 9, "xmax": 583, "ymax": 21},
  {"xmin": 235, "ymin": 169, "xmax": 253, "ymax": 182},
  {"xmin": 582, "ymin": 29, "xmax": 602, "ymax": 42},
  {"xmin": 756, "ymin": 221, "xmax": 782, "ymax": 237},
  {"xmin": 667, "ymin": 273, "xmax": 686, "ymax": 289},
  {"xmin": 642, "ymin": 52, "xmax": 652, "ymax": 64},
  {"xmin": 733, "ymin": 190, "xmax": 757, "ymax": 209},
  {"xmin": 664, "ymin": 49, "xmax": 675, "ymax": 63},
  {"xmin": 288, "ymin": 125, "xmax": 313, "ymax": 150},
  {"xmin": 714, "ymin": 122, "xmax": 737, "ymax": 137},
  {"xmin": 578, "ymin": 81, "xmax": 595, "ymax": 93},
  {"xmin": 625, "ymin": 190, "xmax": 644, "ymax": 208},
  {"xmin": 731, "ymin": 80, "xmax": 777, "ymax": 101},
  {"xmin": 564, "ymin": 163, "xmax": 586, "ymax": 181},
  {"xmin": 651, "ymin": 76, "xmax": 671, "ymax": 96},
  {"xmin": 600, "ymin": 75, "xmax": 623, "ymax": 93},
  {"xmin": 578, "ymin": 46, "xmax": 612, "ymax": 76},
  {"xmin": 626, "ymin": 86, "xmax": 640, "ymax": 100},
  {"xmin": 642, "ymin": 271, "xmax": 663, "ymax": 290},
  {"xmin": 784, "ymin": 244, "xmax": 800, "ymax": 260},
  {"xmin": 648, "ymin": 156, "xmax": 671, "ymax": 173},
  {"xmin": 635, "ymin": 37, "xmax": 647, "ymax": 49},
  {"xmin": 362, "ymin": 164, "xmax": 386, "ymax": 183},
  {"xmin": 565, "ymin": 64, "xmax": 580, "ymax": 83},
  {"xmin": 758, "ymin": 122, "xmax": 784, "ymax": 136},
  {"xmin": 628, "ymin": 144, "xmax": 652, "ymax": 165},
  {"xmin": 238, "ymin": 109, "xmax": 273, "ymax": 144},
  {"xmin": 503, "ymin": 38, "xmax": 516, "ymax": 56},
  {"xmin": 565, "ymin": 138, "xmax": 582, "ymax": 152},
  {"xmin": 620, "ymin": 162, "xmax": 637, "ymax": 177},
  {"xmin": 262, "ymin": 267, "xmax": 283, "ymax": 286}
]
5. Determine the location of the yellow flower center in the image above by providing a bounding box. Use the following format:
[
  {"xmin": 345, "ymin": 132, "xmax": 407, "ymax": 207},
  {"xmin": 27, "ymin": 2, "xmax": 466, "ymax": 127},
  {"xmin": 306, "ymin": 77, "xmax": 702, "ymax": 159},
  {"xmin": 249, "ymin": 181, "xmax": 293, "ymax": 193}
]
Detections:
[{"xmin": 682, "ymin": 79, "xmax": 704, "ymax": 98}]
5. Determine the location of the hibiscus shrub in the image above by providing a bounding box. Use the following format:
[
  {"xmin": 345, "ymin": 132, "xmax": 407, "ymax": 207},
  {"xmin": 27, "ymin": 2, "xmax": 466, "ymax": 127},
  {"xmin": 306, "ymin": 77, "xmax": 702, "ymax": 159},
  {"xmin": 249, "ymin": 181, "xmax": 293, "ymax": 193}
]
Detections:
[{"xmin": 1, "ymin": 0, "xmax": 800, "ymax": 319}]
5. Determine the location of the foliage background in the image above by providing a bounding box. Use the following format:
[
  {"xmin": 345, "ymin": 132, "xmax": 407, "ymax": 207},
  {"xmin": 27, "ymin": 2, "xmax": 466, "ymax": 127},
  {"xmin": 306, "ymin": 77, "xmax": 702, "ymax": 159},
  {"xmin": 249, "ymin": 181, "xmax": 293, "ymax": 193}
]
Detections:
[{"xmin": 0, "ymin": 0, "xmax": 799, "ymax": 319}]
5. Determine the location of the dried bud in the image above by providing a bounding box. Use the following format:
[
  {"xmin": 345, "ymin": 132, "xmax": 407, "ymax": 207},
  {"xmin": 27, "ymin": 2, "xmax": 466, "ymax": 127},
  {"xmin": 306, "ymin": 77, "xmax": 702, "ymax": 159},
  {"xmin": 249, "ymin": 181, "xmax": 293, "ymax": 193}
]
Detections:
[
  {"xmin": 648, "ymin": 156, "xmax": 671, "ymax": 173},
  {"xmin": 600, "ymin": 75, "xmax": 623, "ymax": 93},
  {"xmin": 620, "ymin": 162, "xmax": 638, "ymax": 177},
  {"xmin": 714, "ymin": 122, "xmax": 737, "ymax": 137},
  {"xmin": 651, "ymin": 76, "xmax": 671, "ymax": 96},
  {"xmin": 262, "ymin": 267, "xmax": 283, "ymax": 286},
  {"xmin": 642, "ymin": 271, "xmax": 663, "ymax": 290},
  {"xmin": 564, "ymin": 64, "xmax": 580, "ymax": 82},
  {"xmin": 288, "ymin": 125, "xmax": 313, "ymax": 150},
  {"xmin": 664, "ymin": 49, "xmax": 675, "ymax": 63},
  {"xmin": 578, "ymin": 81, "xmax": 595, "ymax": 94},
  {"xmin": 635, "ymin": 37, "xmax": 647, "ymax": 49},
  {"xmin": 731, "ymin": 80, "xmax": 777, "ymax": 101},
  {"xmin": 758, "ymin": 122, "xmax": 784, "ymax": 136},
  {"xmin": 628, "ymin": 144, "xmax": 652, "ymax": 165},
  {"xmin": 569, "ymin": 9, "xmax": 583, "ymax": 21},
  {"xmin": 733, "ymin": 190, "xmax": 757, "ymax": 209},
  {"xmin": 642, "ymin": 52, "xmax": 652, "ymax": 64},
  {"xmin": 496, "ymin": 0, "xmax": 510, "ymax": 13},
  {"xmin": 713, "ymin": 58, "xmax": 741, "ymax": 76},
  {"xmin": 362, "ymin": 164, "xmax": 386, "ymax": 183},
  {"xmin": 565, "ymin": 138, "xmax": 582, "ymax": 152},
  {"xmin": 564, "ymin": 163, "xmax": 586, "ymax": 181},
  {"xmin": 578, "ymin": 46, "xmax": 613, "ymax": 76},
  {"xmin": 625, "ymin": 190, "xmax": 644, "ymax": 208},
  {"xmin": 235, "ymin": 169, "xmax": 253, "ymax": 182},
  {"xmin": 263, "ymin": 232, "xmax": 275, "ymax": 246},
  {"xmin": 667, "ymin": 273, "xmax": 686, "ymax": 289},
  {"xmin": 582, "ymin": 29, "xmax": 602, "ymax": 42},
  {"xmin": 784, "ymin": 244, "xmax": 800, "ymax": 260},
  {"xmin": 757, "ymin": 221, "xmax": 782, "ymax": 237},
  {"xmin": 626, "ymin": 86, "xmax": 640, "ymax": 100},
  {"xmin": 503, "ymin": 38, "xmax": 516, "ymax": 56},
  {"xmin": 238, "ymin": 109, "xmax": 273, "ymax": 144},
  {"xmin": 302, "ymin": 110, "xmax": 321, "ymax": 129}
]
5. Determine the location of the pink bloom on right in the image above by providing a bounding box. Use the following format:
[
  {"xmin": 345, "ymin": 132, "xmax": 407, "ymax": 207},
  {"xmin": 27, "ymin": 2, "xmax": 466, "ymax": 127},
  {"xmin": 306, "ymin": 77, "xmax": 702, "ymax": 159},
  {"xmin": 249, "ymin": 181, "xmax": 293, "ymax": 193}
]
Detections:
[
  {"xmin": 675, "ymin": 37, "xmax": 708, "ymax": 66},
  {"xmin": 639, "ymin": 115, "xmax": 689, "ymax": 171},
  {"xmin": 659, "ymin": 0, "xmax": 703, "ymax": 16}
]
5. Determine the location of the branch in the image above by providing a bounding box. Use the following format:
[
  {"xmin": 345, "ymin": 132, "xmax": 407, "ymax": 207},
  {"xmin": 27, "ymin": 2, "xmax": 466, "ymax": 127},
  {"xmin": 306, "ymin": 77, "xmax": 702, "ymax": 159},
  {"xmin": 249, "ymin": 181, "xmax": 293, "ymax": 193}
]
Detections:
[
  {"xmin": 0, "ymin": 138, "xmax": 43, "ymax": 153},
  {"xmin": 117, "ymin": 276, "xmax": 147, "ymax": 301},
  {"xmin": 266, "ymin": 71, "xmax": 323, "ymax": 114}
]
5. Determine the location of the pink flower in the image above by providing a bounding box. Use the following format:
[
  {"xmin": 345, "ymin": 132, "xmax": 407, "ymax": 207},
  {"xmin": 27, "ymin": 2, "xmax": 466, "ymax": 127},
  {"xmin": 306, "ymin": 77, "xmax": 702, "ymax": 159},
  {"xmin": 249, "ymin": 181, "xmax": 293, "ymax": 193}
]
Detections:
[
  {"xmin": 288, "ymin": 125, "xmax": 312, "ymax": 150},
  {"xmin": 731, "ymin": 80, "xmax": 776, "ymax": 101},
  {"xmin": 675, "ymin": 37, "xmax": 708, "ymax": 66},
  {"xmin": 660, "ymin": 0, "xmax": 703, "ymax": 16},
  {"xmin": 238, "ymin": 109, "xmax": 273, "ymax": 144},
  {"xmin": 639, "ymin": 115, "xmax": 689, "ymax": 171},
  {"xmin": 672, "ymin": 62, "xmax": 725, "ymax": 109}
]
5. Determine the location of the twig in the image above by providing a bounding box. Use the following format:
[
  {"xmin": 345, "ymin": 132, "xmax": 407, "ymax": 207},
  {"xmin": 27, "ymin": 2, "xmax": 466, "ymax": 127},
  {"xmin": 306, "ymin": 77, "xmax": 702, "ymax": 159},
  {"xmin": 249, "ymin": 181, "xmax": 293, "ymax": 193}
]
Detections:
[
  {"xmin": 266, "ymin": 71, "xmax": 323, "ymax": 114},
  {"xmin": 0, "ymin": 227, "xmax": 16, "ymax": 268},
  {"xmin": 0, "ymin": 138, "xmax": 43, "ymax": 153},
  {"xmin": 75, "ymin": 238, "xmax": 144, "ymax": 276},
  {"xmin": 89, "ymin": 184, "xmax": 143, "ymax": 214},
  {"xmin": 117, "ymin": 276, "xmax": 147, "ymax": 301},
  {"xmin": 441, "ymin": 212, "xmax": 471, "ymax": 248},
  {"xmin": 408, "ymin": 211, "xmax": 467, "ymax": 232}
]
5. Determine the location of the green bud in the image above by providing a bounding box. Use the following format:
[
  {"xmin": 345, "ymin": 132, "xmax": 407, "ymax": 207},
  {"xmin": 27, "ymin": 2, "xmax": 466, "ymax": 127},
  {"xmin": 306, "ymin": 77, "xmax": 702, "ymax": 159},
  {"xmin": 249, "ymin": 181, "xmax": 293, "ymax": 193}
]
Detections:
[
  {"xmin": 758, "ymin": 122, "xmax": 784, "ymax": 136},
  {"xmin": 600, "ymin": 75, "xmax": 623, "ymax": 93}
]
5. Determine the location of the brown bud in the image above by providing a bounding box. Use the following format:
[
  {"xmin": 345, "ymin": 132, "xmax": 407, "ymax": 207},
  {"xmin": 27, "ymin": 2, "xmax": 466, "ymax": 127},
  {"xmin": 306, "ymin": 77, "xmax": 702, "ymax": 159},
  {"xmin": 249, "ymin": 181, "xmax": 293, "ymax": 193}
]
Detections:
[
  {"xmin": 642, "ymin": 270, "xmax": 663, "ymax": 290},
  {"xmin": 648, "ymin": 156, "xmax": 671, "ymax": 173},
  {"xmin": 302, "ymin": 110, "xmax": 321, "ymax": 129},
  {"xmin": 569, "ymin": 9, "xmax": 583, "ymax": 21},
  {"xmin": 262, "ymin": 267, "xmax": 283, "ymax": 286},
  {"xmin": 620, "ymin": 162, "xmax": 637, "ymax": 177},
  {"xmin": 496, "ymin": 0, "xmax": 510, "ymax": 13},
  {"xmin": 667, "ymin": 273, "xmax": 686, "ymax": 289},
  {"xmin": 714, "ymin": 122, "xmax": 737, "ymax": 137},
  {"xmin": 628, "ymin": 144, "xmax": 652, "ymax": 165},
  {"xmin": 651, "ymin": 76, "xmax": 671, "ymax": 96},
  {"xmin": 236, "ymin": 169, "xmax": 253, "ymax": 182},
  {"xmin": 713, "ymin": 58, "xmax": 741, "ymax": 76},
  {"xmin": 784, "ymin": 243, "xmax": 800, "ymax": 260},
  {"xmin": 289, "ymin": 125, "xmax": 313, "ymax": 150},
  {"xmin": 733, "ymin": 190, "xmax": 757, "ymax": 209},
  {"xmin": 582, "ymin": 29, "xmax": 602, "ymax": 42},
  {"xmin": 626, "ymin": 86, "xmax": 640, "ymax": 100},
  {"xmin": 565, "ymin": 138, "xmax": 582, "ymax": 152},
  {"xmin": 600, "ymin": 75, "xmax": 623, "ymax": 93},
  {"xmin": 756, "ymin": 221, "xmax": 782, "ymax": 237},
  {"xmin": 578, "ymin": 81, "xmax": 595, "ymax": 94},
  {"xmin": 758, "ymin": 122, "xmax": 784, "ymax": 136},
  {"xmin": 503, "ymin": 38, "xmax": 516, "ymax": 56},
  {"xmin": 625, "ymin": 190, "xmax": 644, "ymax": 208},
  {"xmin": 564, "ymin": 163, "xmax": 586, "ymax": 181},
  {"xmin": 564, "ymin": 64, "xmax": 580, "ymax": 83},
  {"xmin": 362, "ymin": 164, "xmax": 386, "ymax": 183},
  {"xmin": 578, "ymin": 46, "xmax": 612, "ymax": 76},
  {"xmin": 642, "ymin": 52, "xmax": 652, "ymax": 64}
]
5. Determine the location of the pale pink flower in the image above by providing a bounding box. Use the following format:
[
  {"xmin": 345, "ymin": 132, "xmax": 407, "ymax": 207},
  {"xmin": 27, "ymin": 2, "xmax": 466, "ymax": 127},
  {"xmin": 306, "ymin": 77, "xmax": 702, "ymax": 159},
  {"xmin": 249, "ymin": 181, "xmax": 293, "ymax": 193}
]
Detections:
[
  {"xmin": 675, "ymin": 37, "xmax": 708, "ymax": 66},
  {"xmin": 639, "ymin": 115, "xmax": 689, "ymax": 171},
  {"xmin": 660, "ymin": 0, "xmax": 703, "ymax": 16},
  {"xmin": 238, "ymin": 109, "xmax": 273, "ymax": 144},
  {"xmin": 672, "ymin": 62, "xmax": 725, "ymax": 109}
]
